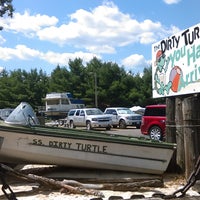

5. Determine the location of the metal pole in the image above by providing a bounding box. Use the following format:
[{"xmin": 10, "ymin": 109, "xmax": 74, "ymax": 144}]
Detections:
[{"xmin": 94, "ymin": 72, "xmax": 98, "ymax": 107}]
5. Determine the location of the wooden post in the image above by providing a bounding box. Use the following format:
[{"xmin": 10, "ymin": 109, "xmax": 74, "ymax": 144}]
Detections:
[
  {"xmin": 175, "ymin": 97, "xmax": 185, "ymax": 171},
  {"xmin": 166, "ymin": 97, "xmax": 177, "ymax": 172},
  {"xmin": 182, "ymin": 95, "xmax": 200, "ymax": 179},
  {"xmin": 166, "ymin": 97, "xmax": 176, "ymax": 143}
]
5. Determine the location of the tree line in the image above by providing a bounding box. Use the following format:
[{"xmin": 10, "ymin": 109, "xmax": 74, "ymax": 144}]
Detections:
[
  {"xmin": 0, "ymin": 2, "xmax": 165, "ymax": 111},
  {"xmin": 0, "ymin": 57, "xmax": 165, "ymax": 111}
]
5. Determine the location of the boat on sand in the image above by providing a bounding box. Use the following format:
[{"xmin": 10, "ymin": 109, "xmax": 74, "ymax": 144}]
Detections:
[{"xmin": 0, "ymin": 102, "xmax": 176, "ymax": 174}]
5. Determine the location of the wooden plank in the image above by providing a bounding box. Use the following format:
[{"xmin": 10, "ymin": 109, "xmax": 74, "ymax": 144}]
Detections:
[
  {"xmin": 175, "ymin": 97, "xmax": 185, "ymax": 171},
  {"xmin": 182, "ymin": 95, "xmax": 200, "ymax": 179},
  {"xmin": 21, "ymin": 166, "xmax": 163, "ymax": 183}
]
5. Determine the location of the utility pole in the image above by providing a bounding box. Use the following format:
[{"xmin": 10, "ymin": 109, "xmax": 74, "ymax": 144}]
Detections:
[
  {"xmin": 89, "ymin": 72, "xmax": 98, "ymax": 107},
  {"xmin": 94, "ymin": 72, "xmax": 98, "ymax": 108}
]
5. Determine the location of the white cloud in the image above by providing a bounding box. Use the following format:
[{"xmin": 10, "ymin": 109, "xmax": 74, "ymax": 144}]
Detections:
[
  {"xmin": 86, "ymin": 45, "xmax": 116, "ymax": 54},
  {"xmin": 0, "ymin": 47, "xmax": 16, "ymax": 60},
  {"xmin": 50, "ymin": 3, "xmax": 177, "ymax": 51},
  {"xmin": 121, "ymin": 54, "xmax": 150, "ymax": 73},
  {"xmin": 163, "ymin": 0, "xmax": 181, "ymax": 4},
  {"xmin": 0, "ymin": 45, "xmax": 40, "ymax": 60},
  {"xmin": 0, "ymin": 45, "xmax": 100, "ymax": 66},
  {"xmin": 17, "ymin": 2, "xmax": 178, "ymax": 53},
  {"xmin": 15, "ymin": 45, "xmax": 41, "ymax": 59},
  {"xmin": 41, "ymin": 51, "xmax": 100, "ymax": 66},
  {"xmin": 0, "ymin": 10, "xmax": 58, "ymax": 37},
  {"xmin": 0, "ymin": 2, "xmax": 181, "ymax": 73}
]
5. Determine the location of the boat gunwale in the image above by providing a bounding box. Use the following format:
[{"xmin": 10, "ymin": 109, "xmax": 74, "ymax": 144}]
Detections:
[{"xmin": 0, "ymin": 123, "xmax": 176, "ymax": 150}]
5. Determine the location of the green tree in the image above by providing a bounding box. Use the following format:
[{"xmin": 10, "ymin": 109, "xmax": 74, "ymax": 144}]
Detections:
[
  {"xmin": 0, "ymin": 58, "xmax": 162, "ymax": 110},
  {"xmin": 85, "ymin": 58, "xmax": 131, "ymax": 108},
  {"xmin": 5, "ymin": 69, "xmax": 29, "ymax": 107},
  {"xmin": 0, "ymin": 0, "xmax": 14, "ymax": 17},
  {"xmin": 22, "ymin": 69, "xmax": 49, "ymax": 107},
  {"xmin": 85, "ymin": 57, "xmax": 104, "ymax": 106},
  {"xmin": 68, "ymin": 58, "xmax": 87, "ymax": 100},
  {"xmin": 0, "ymin": 69, "xmax": 48, "ymax": 109},
  {"xmin": 0, "ymin": 69, "xmax": 12, "ymax": 107},
  {"xmin": 48, "ymin": 65, "xmax": 70, "ymax": 92}
]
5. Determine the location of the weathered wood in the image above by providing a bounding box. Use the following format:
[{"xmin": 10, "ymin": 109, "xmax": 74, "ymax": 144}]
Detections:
[
  {"xmin": 182, "ymin": 95, "xmax": 200, "ymax": 179},
  {"xmin": 20, "ymin": 166, "xmax": 163, "ymax": 184},
  {"xmin": 0, "ymin": 164, "xmax": 103, "ymax": 197},
  {"xmin": 175, "ymin": 97, "xmax": 185, "ymax": 171},
  {"xmin": 166, "ymin": 97, "xmax": 176, "ymax": 143},
  {"xmin": 166, "ymin": 94, "xmax": 200, "ymax": 178},
  {"xmin": 166, "ymin": 98, "xmax": 178, "ymax": 172},
  {"xmin": 1, "ymin": 163, "xmax": 163, "ymax": 196},
  {"xmin": 62, "ymin": 179, "xmax": 163, "ymax": 191},
  {"xmin": 20, "ymin": 167, "xmax": 163, "ymax": 190}
]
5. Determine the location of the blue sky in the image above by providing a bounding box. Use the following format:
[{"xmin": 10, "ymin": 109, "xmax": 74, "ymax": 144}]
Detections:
[{"xmin": 0, "ymin": 0, "xmax": 199, "ymax": 75}]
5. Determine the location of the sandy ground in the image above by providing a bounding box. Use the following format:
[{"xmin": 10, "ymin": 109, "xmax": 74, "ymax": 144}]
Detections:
[{"xmin": 0, "ymin": 165, "xmax": 200, "ymax": 200}]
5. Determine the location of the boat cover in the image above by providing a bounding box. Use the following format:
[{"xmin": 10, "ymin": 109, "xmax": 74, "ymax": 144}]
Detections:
[{"xmin": 5, "ymin": 102, "xmax": 39, "ymax": 126}]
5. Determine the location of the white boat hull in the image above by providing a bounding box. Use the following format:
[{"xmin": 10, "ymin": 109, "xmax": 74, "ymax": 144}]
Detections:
[
  {"xmin": 0, "ymin": 126, "xmax": 175, "ymax": 174},
  {"xmin": 0, "ymin": 102, "xmax": 176, "ymax": 175}
]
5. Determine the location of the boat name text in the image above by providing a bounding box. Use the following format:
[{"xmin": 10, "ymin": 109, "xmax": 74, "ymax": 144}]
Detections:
[{"xmin": 32, "ymin": 139, "xmax": 108, "ymax": 154}]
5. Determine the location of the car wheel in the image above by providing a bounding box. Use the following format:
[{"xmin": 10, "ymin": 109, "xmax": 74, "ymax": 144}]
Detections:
[
  {"xmin": 119, "ymin": 119, "xmax": 126, "ymax": 129},
  {"xmin": 149, "ymin": 126, "xmax": 162, "ymax": 141},
  {"xmin": 69, "ymin": 120, "xmax": 75, "ymax": 128},
  {"xmin": 86, "ymin": 121, "xmax": 92, "ymax": 130},
  {"xmin": 106, "ymin": 125, "xmax": 111, "ymax": 130}
]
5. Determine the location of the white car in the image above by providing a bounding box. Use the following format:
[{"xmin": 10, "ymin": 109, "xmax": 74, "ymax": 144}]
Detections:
[
  {"xmin": 104, "ymin": 107, "xmax": 142, "ymax": 129},
  {"xmin": 67, "ymin": 108, "xmax": 112, "ymax": 130}
]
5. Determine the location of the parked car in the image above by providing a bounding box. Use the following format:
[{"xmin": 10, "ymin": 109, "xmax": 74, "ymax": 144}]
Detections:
[
  {"xmin": 67, "ymin": 108, "xmax": 112, "ymax": 130},
  {"xmin": 104, "ymin": 107, "xmax": 142, "ymax": 129},
  {"xmin": 130, "ymin": 106, "xmax": 145, "ymax": 115},
  {"xmin": 140, "ymin": 104, "xmax": 166, "ymax": 141}
]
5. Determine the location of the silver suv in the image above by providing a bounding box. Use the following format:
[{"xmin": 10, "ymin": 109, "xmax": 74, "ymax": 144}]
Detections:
[
  {"xmin": 67, "ymin": 108, "xmax": 112, "ymax": 130},
  {"xmin": 104, "ymin": 107, "xmax": 142, "ymax": 129}
]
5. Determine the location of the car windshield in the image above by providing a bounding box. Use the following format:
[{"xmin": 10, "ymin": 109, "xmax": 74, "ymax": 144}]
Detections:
[
  {"xmin": 117, "ymin": 108, "xmax": 134, "ymax": 114},
  {"xmin": 86, "ymin": 109, "xmax": 103, "ymax": 115}
]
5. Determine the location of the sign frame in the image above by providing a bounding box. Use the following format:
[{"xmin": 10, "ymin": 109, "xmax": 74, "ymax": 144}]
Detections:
[{"xmin": 152, "ymin": 23, "xmax": 200, "ymax": 98}]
